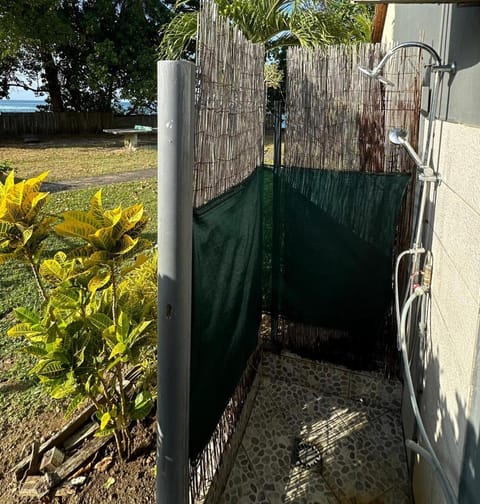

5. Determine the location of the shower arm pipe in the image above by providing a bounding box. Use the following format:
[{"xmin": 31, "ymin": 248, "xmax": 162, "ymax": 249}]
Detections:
[
  {"xmin": 369, "ymin": 41, "xmax": 453, "ymax": 78},
  {"xmin": 423, "ymin": 68, "xmax": 441, "ymax": 168},
  {"xmin": 411, "ymin": 158, "xmax": 441, "ymax": 283},
  {"xmin": 390, "ymin": 127, "xmax": 437, "ymax": 271},
  {"xmin": 413, "ymin": 175, "xmax": 430, "ymax": 251},
  {"xmin": 396, "ymin": 135, "xmax": 425, "ymax": 169},
  {"xmin": 394, "ymin": 164, "xmax": 432, "ymax": 321},
  {"xmin": 400, "ymin": 289, "xmax": 457, "ymax": 504}
]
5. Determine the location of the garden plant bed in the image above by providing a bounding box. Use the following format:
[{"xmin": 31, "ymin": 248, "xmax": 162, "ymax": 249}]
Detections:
[
  {"xmin": 0, "ymin": 178, "xmax": 158, "ymax": 503},
  {"xmin": 0, "ymin": 135, "xmax": 276, "ymax": 503}
]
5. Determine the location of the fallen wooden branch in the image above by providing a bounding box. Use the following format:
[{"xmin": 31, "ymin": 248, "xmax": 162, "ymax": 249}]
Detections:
[
  {"xmin": 63, "ymin": 421, "xmax": 98, "ymax": 451},
  {"xmin": 54, "ymin": 434, "xmax": 113, "ymax": 481},
  {"xmin": 19, "ymin": 434, "xmax": 113, "ymax": 499},
  {"xmin": 13, "ymin": 403, "xmax": 96, "ymax": 481}
]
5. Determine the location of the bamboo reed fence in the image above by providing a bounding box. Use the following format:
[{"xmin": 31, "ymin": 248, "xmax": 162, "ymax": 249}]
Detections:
[
  {"xmin": 284, "ymin": 43, "xmax": 422, "ymax": 173},
  {"xmin": 193, "ymin": 0, "xmax": 265, "ymax": 208},
  {"xmin": 277, "ymin": 43, "xmax": 423, "ymax": 371},
  {"xmin": 189, "ymin": 2, "xmax": 265, "ymax": 502}
]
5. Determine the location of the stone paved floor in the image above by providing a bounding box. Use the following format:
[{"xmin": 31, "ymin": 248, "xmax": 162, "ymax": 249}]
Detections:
[{"xmin": 218, "ymin": 352, "xmax": 412, "ymax": 504}]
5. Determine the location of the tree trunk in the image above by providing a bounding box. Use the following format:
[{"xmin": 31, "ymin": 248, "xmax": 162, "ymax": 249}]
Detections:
[{"xmin": 41, "ymin": 52, "xmax": 65, "ymax": 112}]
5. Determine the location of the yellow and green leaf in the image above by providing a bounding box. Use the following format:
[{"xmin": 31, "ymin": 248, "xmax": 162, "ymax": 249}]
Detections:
[
  {"xmin": 88, "ymin": 191, "xmax": 104, "ymax": 223},
  {"xmin": 55, "ymin": 219, "xmax": 97, "ymax": 240},
  {"xmin": 88, "ymin": 269, "xmax": 111, "ymax": 293},
  {"xmin": 100, "ymin": 411, "xmax": 112, "ymax": 431},
  {"xmin": 109, "ymin": 341, "xmax": 127, "ymax": 358},
  {"xmin": 24, "ymin": 171, "xmax": 49, "ymax": 192},
  {"xmin": 40, "ymin": 258, "xmax": 67, "ymax": 283}
]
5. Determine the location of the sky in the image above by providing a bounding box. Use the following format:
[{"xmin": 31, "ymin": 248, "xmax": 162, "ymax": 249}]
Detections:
[
  {"xmin": 8, "ymin": 88, "xmax": 30, "ymax": 99},
  {"xmin": 4, "ymin": 83, "xmax": 45, "ymax": 101}
]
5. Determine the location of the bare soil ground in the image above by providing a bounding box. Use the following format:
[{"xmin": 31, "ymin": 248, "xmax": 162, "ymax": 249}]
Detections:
[{"xmin": 0, "ymin": 400, "xmax": 157, "ymax": 503}]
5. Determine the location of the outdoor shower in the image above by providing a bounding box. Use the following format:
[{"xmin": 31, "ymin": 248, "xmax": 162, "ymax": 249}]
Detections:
[
  {"xmin": 360, "ymin": 42, "xmax": 457, "ymax": 504},
  {"xmin": 359, "ymin": 41, "xmax": 455, "ymax": 170}
]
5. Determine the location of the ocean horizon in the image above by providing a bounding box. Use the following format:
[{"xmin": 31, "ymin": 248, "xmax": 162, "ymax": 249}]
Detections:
[
  {"xmin": 0, "ymin": 99, "xmax": 135, "ymax": 113},
  {"xmin": 0, "ymin": 99, "xmax": 47, "ymax": 113}
]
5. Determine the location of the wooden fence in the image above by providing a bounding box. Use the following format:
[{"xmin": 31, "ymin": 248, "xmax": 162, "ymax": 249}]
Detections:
[{"xmin": 0, "ymin": 112, "xmax": 156, "ymax": 137}]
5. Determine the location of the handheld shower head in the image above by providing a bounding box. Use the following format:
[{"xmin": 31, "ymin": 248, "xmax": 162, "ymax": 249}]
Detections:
[
  {"xmin": 388, "ymin": 128, "xmax": 424, "ymax": 168},
  {"xmin": 362, "ymin": 42, "xmax": 455, "ymax": 170},
  {"xmin": 388, "ymin": 128, "xmax": 408, "ymax": 145}
]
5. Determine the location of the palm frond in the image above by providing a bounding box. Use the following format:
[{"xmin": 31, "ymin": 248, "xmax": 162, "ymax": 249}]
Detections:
[{"xmin": 158, "ymin": 11, "xmax": 198, "ymax": 60}]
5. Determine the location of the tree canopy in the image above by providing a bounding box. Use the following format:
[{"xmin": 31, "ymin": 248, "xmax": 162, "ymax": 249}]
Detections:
[
  {"xmin": 158, "ymin": 0, "xmax": 373, "ymax": 60},
  {"xmin": 158, "ymin": 0, "xmax": 372, "ymax": 108},
  {"xmin": 0, "ymin": 0, "xmax": 171, "ymax": 112},
  {"xmin": 0, "ymin": 1, "xmax": 373, "ymax": 112}
]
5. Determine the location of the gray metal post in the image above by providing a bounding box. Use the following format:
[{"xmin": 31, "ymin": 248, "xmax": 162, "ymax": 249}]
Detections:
[{"xmin": 156, "ymin": 60, "xmax": 195, "ymax": 504}]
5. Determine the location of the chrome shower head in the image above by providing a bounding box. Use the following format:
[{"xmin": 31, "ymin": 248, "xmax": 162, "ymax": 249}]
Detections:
[
  {"xmin": 358, "ymin": 65, "xmax": 395, "ymax": 87},
  {"xmin": 358, "ymin": 65, "xmax": 376, "ymax": 78},
  {"xmin": 358, "ymin": 40, "xmax": 455, "ymax": 89}
]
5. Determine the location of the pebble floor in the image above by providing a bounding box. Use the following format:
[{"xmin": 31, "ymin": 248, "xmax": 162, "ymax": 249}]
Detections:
[{"xmin": 218, "ymin": 352, "xmax": 412, "ymax": 504}]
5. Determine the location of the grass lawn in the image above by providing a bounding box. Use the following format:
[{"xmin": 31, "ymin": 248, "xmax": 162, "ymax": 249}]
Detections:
[
  {"xmin": 0, "ymin": 133, "xmax": 277, "ymax": 182},
  {"xmin": 263, "ymin": 132, "xmax": 284, "ymax": 165},
  {"xmin": 0, "ymin": 134, "xmax": 157, "ymax": 182}
]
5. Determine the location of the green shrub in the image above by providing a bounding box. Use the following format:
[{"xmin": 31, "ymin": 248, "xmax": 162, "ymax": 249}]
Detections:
[
  {"xmin": 1, "ymin": 171, "xmax": 157, "ymax": 459},
  {"xmin": 0, "ymin": 159, "xmax": 13, "ymax": 174}
]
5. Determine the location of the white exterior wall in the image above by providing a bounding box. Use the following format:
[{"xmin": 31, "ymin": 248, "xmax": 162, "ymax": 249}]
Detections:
[
  {"xmin": 383, "ymin": 6, "xmax": 480, "ymax": 503},
  {"xmin": 413, "ymin": 121, "xmax": 480, "ymax": 503}
]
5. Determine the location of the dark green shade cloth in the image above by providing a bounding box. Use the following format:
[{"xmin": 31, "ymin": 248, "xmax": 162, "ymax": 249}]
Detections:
[
  {"xmin": 272, "ymin": 167, "xmax": 410, "ymax": 332},
  {"xmin": 189, "ymin": 168, "xmax": 263, "ymax": 458},
  {"xmin": 189, "ymin": 165, "xmax": 409, "ymax": 457}
]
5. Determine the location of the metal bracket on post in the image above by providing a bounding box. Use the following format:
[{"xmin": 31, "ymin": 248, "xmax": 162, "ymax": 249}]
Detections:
[
  {"xmin": 419, "ymin": 170, "xmax": 442, "ymax": 184},
  {"xmin": 156, "ymin": 60, "xmax": 195, "ymax": 504}
]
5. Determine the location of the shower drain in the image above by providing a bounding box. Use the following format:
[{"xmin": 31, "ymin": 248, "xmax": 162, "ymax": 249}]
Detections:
[{"xmin": 293, "ymin": 438, "xmax": 323, "ymax": 469}]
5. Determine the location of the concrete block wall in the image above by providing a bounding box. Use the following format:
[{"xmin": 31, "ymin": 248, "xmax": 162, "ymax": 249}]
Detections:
[
  {"xmin": 413, "ymin": 121, "xmax": 480, "ymax": 503},
  {"xmin": 383, "ymin": 4, "xmax": 480, "ymax": 502}
]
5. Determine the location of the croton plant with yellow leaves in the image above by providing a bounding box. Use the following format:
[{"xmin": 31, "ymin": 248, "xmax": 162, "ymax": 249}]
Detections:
[{"xmin": 1, "ymin": 171, "xmax": 157, "ymax": 458}]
